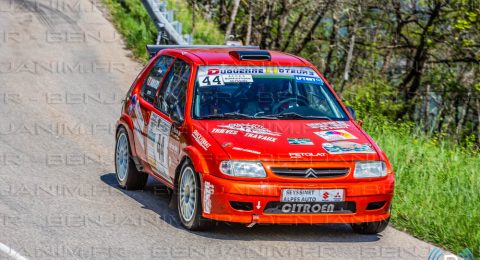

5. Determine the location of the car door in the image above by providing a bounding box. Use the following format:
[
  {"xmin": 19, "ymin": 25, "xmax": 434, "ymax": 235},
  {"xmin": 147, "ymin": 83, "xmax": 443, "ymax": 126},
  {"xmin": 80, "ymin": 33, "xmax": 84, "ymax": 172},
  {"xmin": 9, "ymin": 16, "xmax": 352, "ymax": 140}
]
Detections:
[
  {"xmin": 133, "ymin": 55, "xmax": 174, "ymax": 163},
  {"xmin": 145, "ymin": 58, "xmax": 191, "ymax": 183}
]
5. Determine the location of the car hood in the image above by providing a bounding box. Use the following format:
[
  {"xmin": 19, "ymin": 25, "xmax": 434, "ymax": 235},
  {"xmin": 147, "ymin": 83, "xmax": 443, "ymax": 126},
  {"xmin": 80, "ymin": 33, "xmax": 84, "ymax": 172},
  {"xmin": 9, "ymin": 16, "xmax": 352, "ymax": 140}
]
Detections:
[{"xmin": 197, "ymin": 120, "xmax": 381, "ymax": 161}]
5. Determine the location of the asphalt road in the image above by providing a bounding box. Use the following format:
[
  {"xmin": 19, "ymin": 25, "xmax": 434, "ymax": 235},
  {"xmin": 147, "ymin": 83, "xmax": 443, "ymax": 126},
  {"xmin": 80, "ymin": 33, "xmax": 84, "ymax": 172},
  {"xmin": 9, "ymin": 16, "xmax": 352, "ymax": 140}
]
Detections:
[{"xmin": 0, "ymin": 0, "xmax": 446, "ymax": 259}]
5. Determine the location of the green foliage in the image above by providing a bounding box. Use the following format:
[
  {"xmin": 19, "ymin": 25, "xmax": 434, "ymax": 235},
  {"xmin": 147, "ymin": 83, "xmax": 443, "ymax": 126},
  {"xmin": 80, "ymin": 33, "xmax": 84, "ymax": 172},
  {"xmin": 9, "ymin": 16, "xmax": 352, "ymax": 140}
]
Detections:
[
  {"xmin": 103, "ymin": 0, "xmax": 157, "ymax": 60},
  {"xmin": 363, "ymin": 116, "xmax": 480, "ymax": 256},
  {"xmin": 342, "ymin": 76, "xmax": 404, "ymax": 119},
  {"xmin": 167, "ymin": 0, "xmax": 224, "ymax": 45},
  {"xmin": 103, "ymin": 0, "xmax": 223, "ymax": 61}
]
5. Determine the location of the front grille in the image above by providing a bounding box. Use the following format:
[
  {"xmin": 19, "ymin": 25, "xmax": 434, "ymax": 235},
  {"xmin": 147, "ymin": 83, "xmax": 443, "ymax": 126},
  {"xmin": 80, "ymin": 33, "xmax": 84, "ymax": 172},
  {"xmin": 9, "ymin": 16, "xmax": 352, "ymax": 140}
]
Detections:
[
  {"xmin": 264, "ymin": 202, "xmax": 356, "ymax": 214},
  {"xmin": 270, "ymin": 168, "xmax": 349, "ymax": 178}
]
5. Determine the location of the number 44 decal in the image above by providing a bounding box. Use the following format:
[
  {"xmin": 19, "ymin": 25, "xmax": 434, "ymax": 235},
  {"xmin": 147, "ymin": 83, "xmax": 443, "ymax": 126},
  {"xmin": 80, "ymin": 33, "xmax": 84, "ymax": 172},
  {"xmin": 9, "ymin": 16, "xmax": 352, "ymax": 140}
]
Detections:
[{"xmin": 199, "ymin": 75, "xmax": 224, "ymax": 87}]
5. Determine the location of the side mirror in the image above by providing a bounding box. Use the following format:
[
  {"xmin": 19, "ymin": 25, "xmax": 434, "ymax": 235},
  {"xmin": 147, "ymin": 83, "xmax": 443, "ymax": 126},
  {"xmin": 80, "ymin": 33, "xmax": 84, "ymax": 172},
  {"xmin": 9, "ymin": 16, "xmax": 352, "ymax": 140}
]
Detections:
[{"xmin": 346, "ymin": 106, "xmax": 356, "ymax": 121}]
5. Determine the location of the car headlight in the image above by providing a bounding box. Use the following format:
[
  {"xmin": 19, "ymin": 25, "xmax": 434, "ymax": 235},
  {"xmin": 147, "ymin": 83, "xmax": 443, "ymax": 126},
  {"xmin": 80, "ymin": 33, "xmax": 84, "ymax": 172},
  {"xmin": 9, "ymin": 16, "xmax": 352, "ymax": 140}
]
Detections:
[
  {"xmin": 219, "ymin": 161, "xmax": 266, "ymax": 178},
  {"xmin": 354, "ymin": 161, "xmax": 387, "ymax": 178}
]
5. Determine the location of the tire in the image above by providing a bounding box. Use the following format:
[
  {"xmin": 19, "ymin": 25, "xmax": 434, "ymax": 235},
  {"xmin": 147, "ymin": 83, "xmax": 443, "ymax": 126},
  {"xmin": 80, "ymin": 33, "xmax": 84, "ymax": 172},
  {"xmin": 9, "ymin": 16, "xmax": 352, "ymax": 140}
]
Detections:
[
  {"xmin": 351, "ymin": 217, "xmax": 390, "ymax": 234},
  {"xmin": 177, "ymin": 161, "xmax": 214, "ymax": 230},
  {"xmin": 115, "ymin": 127, "xmax": 148, "ymax": 190}
]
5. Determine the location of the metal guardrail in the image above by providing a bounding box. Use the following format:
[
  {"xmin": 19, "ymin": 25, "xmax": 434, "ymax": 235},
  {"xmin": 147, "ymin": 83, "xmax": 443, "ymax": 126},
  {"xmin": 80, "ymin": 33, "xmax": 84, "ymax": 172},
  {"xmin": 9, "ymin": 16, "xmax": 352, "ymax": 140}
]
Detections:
[{"xmin": 142, "ymin": 0, "xmax": 192, "ymax": 45}]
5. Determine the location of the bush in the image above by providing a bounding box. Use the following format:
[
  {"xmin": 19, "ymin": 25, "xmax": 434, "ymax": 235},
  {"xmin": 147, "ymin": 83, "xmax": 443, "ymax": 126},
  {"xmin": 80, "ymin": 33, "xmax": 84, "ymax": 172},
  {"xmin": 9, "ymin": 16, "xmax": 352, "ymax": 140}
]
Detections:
[{"xmin": 342, "ymin": 76, "xmax": 404, "ymax": 120}]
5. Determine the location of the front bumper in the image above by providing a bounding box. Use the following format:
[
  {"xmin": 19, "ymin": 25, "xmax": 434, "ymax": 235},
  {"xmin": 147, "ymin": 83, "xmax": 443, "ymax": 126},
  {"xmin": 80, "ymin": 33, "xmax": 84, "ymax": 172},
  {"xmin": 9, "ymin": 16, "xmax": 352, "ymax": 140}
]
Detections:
[{"xmin": 202, "ymin": 174, "xmax": 394, "ymax": 224}]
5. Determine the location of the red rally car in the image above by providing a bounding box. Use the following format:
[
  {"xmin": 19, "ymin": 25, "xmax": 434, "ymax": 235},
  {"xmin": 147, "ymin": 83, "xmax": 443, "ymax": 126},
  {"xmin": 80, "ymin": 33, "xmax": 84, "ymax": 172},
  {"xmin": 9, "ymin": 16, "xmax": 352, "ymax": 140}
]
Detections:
[{"xmin": 115, "ymin": 45, "xmax": 394, "ymax": 233}]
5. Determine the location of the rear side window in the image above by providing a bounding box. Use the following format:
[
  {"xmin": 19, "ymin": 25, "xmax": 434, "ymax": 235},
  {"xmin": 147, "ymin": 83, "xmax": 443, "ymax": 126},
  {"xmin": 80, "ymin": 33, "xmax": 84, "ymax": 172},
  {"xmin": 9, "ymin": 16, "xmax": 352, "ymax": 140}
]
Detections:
[
  {"xmin": 155, "ymin": 59, "xmax": 190, "ymax": 118},
  {"xmin": 140, "ymin": 55, "xmax": 174, "ymax": 104}
]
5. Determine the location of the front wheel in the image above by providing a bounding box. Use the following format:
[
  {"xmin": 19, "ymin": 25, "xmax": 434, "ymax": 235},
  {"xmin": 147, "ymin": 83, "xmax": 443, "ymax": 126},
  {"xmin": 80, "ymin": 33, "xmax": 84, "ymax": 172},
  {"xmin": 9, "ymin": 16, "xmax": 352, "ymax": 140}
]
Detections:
[
  {"xmin": 177, "ymin": 161, "xmax": 213, "ymax": 230},
  {"xmin": 351, "ymin": 217, "xmax": 390, "ymax": 234}
]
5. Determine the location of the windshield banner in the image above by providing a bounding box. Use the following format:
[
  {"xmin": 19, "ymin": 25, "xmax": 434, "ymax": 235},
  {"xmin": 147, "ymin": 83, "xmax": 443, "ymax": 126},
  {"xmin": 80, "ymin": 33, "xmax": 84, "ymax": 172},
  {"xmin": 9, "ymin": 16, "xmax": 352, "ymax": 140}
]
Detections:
[{"xmin": 197, "ymin": 66, "xmax": 323, "ymax": 87}]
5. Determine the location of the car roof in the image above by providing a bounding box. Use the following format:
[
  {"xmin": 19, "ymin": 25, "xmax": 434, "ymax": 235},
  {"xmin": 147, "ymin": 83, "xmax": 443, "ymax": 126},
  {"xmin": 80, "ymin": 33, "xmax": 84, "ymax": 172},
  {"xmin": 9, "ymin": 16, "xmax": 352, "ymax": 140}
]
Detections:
[{"xmin": 159, "ymin": 48, "xmax": 312, "ymax": 67}]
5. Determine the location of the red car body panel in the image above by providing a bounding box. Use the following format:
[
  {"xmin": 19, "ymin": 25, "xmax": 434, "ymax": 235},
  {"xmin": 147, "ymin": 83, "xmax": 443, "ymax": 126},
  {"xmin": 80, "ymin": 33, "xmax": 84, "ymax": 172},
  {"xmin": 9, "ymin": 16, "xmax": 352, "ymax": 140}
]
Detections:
[{"xmin": 116, "ymin": 47, "xmax": 394, "ymax": 224}]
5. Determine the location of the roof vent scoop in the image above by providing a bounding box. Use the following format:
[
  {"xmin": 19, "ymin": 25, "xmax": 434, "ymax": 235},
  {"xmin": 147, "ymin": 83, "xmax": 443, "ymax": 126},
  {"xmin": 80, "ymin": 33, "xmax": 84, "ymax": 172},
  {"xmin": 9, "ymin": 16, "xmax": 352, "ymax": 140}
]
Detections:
[{"xmin": 229, "ymin": 50, "xmax": 271, "ymax": 61}]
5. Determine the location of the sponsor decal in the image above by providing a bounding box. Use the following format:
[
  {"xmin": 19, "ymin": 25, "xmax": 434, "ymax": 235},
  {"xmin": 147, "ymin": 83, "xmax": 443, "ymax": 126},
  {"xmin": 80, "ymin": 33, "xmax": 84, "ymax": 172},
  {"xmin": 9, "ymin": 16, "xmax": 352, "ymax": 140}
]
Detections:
[
  {"xmin": 281, "ymin": 203, "xmax": 335, "ymax": 213},
  {"xmin": 146, "ymin": 113, "xmax": 172, "ymax": 179},
  {"xmin": 192, "ymin": 129, "xmax": 211, "ymax": 150},
  {"xmin": 314, "ymin": 130, "xmax": 357, "ymax": 141},
  {"xmin": 219, "ymin": 67, "xmax": 316, "ymax": 76},
  {"xmin": 211, "ymin": 128, "xmax": 238, "ymax": 135},
  {"xmin": 294, "ymin": 75, "xmax": 323, "ymax": 85},
  {"xmin": 222, "ymin": 74, "xmax": 253, "ymax": 83},
  {"xmin": 220, "ymin": 67, "xmax": 264, "ymax": 75},
  {"xmin": 207, "ymin": 68, "xmax": 219, "ymax": 75},
  {"xmin": 289, "ymin": 152, "xmax": 326, "ymax": 159},
  {"xmin": 287, "ymin": 138, "xmax": 314, "ymax": 145},
  {"xmin": 244, "ymin": 132, "xmax": 277, "ymax": 142},
  {"xmin": 307, "ymin": 121, "xmax": 349, "ymax": 130},
  {"xmin": 282, "ymin": 189, "xmax": 344, "ymax": 202},
  {"xmin": 129, "ymin": 94, "xmax": 144, "ymax": 149},
  {"xmin": 198, "ymin": 75, "xmax": 224, "ymax": 87},
  {"xmin": 168, "ymin": 142, "xmax": 179, "ymax": 154},
  {"xmin": 197, "ymin": 66, "xmax": 320, "ymax": 78},
  {"xmin": 232, "ymin": 147, "xmax": 261, "ymax": 155},
  {"xmin": 218, "ymin": 123, "xmax": 281, "ymax": 136},
  {"xmin": 128, "ymin": 94, "xmax": 137, "ymax": 115},
  {"xmin": 146, "ymin": 77, "xmax": 160, "ymax": 89},
  {"xmin": 322, "ymin": 141, "xmax": 375, "ymax": 154},
  {"xmin": 203, "ymin": 181, "xmax": 214, "ymax": 214}
]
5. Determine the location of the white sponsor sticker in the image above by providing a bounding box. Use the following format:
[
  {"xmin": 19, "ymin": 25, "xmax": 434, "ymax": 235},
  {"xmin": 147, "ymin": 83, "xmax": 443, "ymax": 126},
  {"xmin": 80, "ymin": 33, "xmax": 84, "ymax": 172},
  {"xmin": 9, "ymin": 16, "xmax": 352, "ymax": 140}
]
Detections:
[
  {"xmin": 315, "ymin": 130, "xmax": 357, "ymax": 141},
  {"xmin": 222, "ymin": 74, "xmax": 253, "ymax": 83},
  {"xmin": 192, "ymin": 129, "xmax": 211, "ymax": 150},
  {"xmin": 198, "ymin": 75, "xmax": 224, "ymax": 87},
  {"xmin": 203, "ymin": 181, "xmax": 214, "ymax": 214},
  {"xmin": 322, "ymin": 141, "xmax": 375, "ymax": 154},
  {"xmin": 129, "ymin": 94, "xmax": 144, "ymax": 149},
  {"xmin": 146, "ymin": 113, "xmax": 171, "ymax": 179},
  {"xmin": 281, "ymin": 189, "xmax": 344, "ymax": 202},
  {"xmin": 307, "ymin": 121, "xmax": 349, "ymax": 130},
  {"xmin": 146, "ymin": 77, "xmax": 160, "ymax": 89}
]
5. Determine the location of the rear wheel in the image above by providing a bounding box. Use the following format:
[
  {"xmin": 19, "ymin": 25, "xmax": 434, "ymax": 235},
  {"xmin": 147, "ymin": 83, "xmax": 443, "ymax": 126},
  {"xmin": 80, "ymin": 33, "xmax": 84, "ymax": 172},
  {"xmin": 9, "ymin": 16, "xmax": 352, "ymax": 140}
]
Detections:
[
  {"xmin": 115, "ymin": 128, "xmax": 148, "ymax": 190},
  {"xmin": 351, "ymin": 217, "xmax": 390, "ymax": 234},
  {"xmin": 177, "ymin": 161, "xmax": 213, "ymax": 230}
]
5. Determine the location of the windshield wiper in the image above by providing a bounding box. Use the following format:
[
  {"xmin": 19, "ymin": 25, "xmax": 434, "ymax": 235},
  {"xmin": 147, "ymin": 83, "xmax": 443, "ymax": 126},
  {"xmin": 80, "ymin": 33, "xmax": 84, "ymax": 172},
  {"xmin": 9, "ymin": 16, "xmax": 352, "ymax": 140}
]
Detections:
[
  {"xmin": 269, "ymin": 112, "xmax": 332, "ymax": 120},
  {"xmin": 200, "ymin": 112, "xmax": 274, "ymax": 120}
]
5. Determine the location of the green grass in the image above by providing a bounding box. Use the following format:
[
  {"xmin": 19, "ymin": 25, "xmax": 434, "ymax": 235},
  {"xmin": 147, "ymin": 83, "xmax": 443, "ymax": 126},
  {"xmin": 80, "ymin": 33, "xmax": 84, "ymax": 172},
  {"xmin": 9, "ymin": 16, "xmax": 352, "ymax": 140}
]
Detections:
[
  {"xmin": 363, "ymin": 116, "xmax": 480, "ymax": 256},
  {"xmin": 103, "ymin": 1, "xmax": 479, "ymax": 256}
]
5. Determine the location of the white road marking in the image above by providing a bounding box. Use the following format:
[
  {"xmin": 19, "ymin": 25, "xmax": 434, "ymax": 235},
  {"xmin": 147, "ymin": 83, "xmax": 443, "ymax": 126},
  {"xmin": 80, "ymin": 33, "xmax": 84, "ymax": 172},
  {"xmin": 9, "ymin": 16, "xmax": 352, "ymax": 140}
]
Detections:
[{"xmin": 0, "ymin": 243, "xmax": 29, "ymax": 260}]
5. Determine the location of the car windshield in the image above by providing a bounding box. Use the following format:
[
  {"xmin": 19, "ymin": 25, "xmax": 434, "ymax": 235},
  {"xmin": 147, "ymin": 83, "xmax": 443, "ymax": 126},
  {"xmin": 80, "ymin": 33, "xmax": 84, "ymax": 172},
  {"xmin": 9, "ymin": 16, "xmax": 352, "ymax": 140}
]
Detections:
[{"xmin": 192, "ymin": 66, "xmax": 348, "ymax": 120}]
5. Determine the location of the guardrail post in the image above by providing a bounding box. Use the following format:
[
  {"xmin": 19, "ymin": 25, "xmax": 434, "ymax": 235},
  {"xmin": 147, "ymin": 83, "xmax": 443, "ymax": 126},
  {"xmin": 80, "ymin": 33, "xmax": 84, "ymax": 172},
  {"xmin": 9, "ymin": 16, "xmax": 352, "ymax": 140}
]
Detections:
[{"xmin": 142, "ymin": 0, "xmax": 192, "ymax": 45}]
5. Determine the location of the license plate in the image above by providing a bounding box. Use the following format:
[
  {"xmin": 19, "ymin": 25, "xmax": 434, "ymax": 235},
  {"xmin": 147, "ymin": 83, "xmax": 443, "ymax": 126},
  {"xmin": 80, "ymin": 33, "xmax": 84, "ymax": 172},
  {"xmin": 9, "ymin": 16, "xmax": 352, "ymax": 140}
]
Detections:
[{"xmin": 281, "ymin": 189, "xmax": 344, "ymax": 202}]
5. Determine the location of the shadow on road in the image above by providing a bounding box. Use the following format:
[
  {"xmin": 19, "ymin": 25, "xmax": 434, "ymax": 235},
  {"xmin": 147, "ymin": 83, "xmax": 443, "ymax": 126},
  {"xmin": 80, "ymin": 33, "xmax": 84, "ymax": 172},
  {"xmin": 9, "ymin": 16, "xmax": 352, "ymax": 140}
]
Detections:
[{"xmin": 100, "ymin": 173, "xmax": 381, "ymax": 243}]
